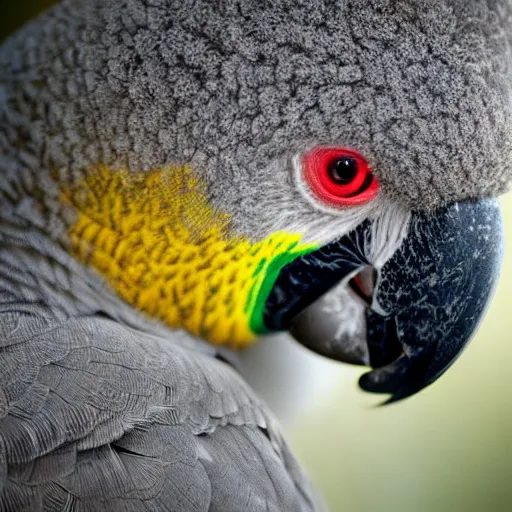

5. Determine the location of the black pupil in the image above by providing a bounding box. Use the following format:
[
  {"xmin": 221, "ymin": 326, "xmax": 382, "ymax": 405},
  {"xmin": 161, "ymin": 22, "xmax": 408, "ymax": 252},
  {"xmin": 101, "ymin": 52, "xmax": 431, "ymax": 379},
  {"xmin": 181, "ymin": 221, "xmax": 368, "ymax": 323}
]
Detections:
[{"xmin": 328, "ymin": 157, "xmax": 358, "ymax": 184}]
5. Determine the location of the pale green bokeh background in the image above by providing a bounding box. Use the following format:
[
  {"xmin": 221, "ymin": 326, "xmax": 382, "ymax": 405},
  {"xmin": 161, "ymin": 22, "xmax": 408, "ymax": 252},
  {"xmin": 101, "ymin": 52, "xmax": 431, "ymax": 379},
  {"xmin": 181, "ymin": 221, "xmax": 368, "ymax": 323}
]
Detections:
[{"xmin": 2, "ymin": 3, "xmax": 511, "ymax": 511}]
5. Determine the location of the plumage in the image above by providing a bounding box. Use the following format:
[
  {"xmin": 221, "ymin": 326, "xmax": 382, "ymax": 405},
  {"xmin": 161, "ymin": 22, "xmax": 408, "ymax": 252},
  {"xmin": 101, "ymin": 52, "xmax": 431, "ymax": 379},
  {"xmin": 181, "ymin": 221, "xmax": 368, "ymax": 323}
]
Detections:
[
  {"xmin": 1, "ymin": 0, "xmax": 511, "ymax": 510},
  {"xmin": 0, "ymin": 298, "xmax": 316, "ymax": 510}
]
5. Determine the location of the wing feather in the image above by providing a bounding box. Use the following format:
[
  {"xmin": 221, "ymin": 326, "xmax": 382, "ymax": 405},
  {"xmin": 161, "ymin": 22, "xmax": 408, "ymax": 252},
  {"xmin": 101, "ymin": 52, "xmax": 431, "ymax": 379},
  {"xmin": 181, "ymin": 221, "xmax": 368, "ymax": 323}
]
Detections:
[{"xmin": 0, "ymin": 303, "xmax": 318, "ymax": 511}]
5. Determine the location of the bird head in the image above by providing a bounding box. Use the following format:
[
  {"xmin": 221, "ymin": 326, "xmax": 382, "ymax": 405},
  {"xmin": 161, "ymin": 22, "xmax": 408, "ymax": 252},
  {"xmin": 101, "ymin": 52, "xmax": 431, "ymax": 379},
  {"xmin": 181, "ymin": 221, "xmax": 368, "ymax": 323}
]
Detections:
[{"xmin": 1, "ymin": 0, "xmax": 510, "ymax": 401}]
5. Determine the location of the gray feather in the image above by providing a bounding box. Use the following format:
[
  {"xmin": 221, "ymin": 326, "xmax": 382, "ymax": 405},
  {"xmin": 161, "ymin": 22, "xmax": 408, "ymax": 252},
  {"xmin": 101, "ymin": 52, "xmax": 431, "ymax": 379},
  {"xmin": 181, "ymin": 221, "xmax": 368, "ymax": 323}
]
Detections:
[
  {"xmin": 3, "ymin": 1, "xmax": 510, "ymax": 510},
  {"xmin": 0, "ymin": 301, "xmax": 317, "ymax": 511}
]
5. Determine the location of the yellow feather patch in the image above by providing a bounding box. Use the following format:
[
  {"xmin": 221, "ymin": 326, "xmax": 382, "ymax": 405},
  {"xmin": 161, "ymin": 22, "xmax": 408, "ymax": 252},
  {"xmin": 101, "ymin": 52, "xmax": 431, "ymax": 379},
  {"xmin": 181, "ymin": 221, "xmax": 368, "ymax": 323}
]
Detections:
[{"xmin": 61, "ymin": 164, "xmax": 316, "ymax": 348}]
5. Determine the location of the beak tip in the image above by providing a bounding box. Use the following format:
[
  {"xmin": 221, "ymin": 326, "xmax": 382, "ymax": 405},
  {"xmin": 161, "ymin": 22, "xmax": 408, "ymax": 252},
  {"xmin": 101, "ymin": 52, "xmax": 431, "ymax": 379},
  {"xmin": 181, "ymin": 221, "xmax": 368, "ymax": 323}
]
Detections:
[
  {"xmin": 359, "ymin": 373, "xmax": 426, "ymax": 404},
  {"xmin": 358, "ymin": 347, "xmax": 442, "ymax": 402}
]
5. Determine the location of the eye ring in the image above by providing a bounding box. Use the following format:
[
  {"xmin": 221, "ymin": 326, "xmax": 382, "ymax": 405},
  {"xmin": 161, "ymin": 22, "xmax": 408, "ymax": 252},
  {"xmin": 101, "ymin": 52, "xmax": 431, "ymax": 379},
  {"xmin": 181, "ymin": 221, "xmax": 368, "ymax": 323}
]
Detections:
[{"xmin": 302, "ymin": 147, "xmax": 378, "ymax": 207}]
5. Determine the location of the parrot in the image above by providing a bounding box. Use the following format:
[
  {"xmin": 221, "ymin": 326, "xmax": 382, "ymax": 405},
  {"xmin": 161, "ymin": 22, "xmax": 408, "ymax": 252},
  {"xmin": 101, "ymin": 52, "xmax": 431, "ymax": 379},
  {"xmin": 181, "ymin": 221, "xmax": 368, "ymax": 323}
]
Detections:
[{"xmin": 0, "ymin": 0, "xmax": 511, "ymax": 510}]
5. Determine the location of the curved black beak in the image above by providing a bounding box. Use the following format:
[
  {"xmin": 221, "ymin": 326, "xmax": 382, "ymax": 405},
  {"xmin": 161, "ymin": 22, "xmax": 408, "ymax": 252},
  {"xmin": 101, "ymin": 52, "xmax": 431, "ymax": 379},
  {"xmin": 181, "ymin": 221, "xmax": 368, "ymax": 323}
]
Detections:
[
  {"xmin": 264, "ymin": 199, "xmax": 504, "ymax": 402},
  {"xmin": 361, "ymin": 199, "xmax": 503, "ymax": 401}
]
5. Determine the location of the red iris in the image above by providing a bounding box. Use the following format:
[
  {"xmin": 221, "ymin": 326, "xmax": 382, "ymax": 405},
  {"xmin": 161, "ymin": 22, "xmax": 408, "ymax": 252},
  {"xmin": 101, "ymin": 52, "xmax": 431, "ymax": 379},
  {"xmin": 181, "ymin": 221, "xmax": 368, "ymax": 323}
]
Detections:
[{"xmin": 303, "ymin": 147, "xmax": 378, "ymax": 207}]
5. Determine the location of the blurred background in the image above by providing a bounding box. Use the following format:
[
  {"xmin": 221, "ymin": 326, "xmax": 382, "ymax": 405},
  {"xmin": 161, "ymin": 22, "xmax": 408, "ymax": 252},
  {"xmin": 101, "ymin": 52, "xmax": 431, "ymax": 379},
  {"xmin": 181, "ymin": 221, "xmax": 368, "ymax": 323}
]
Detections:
[{"xmin": 2, "ymin": 2, "xmax": 511, "ymax": 511}]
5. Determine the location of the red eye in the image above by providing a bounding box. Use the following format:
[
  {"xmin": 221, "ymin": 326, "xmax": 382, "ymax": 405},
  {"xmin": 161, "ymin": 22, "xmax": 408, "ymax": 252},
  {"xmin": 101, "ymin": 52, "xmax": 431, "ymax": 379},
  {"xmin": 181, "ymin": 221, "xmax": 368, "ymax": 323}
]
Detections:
[{"xmin": 302, "ymin": 147, "xmax": 378, "ymax": 207}]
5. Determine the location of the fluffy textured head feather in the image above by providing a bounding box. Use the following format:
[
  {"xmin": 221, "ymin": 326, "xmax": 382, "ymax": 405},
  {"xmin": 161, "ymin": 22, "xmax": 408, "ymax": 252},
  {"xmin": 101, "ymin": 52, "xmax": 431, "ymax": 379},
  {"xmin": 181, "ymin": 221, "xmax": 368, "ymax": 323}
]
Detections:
[{"xmin": 2, "ymin": 0, "xmax": 512, "ymax": 221}]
